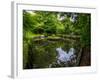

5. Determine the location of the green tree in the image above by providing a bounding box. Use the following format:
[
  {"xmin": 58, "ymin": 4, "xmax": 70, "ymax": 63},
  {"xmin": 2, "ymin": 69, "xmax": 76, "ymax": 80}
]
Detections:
[{"xmin": 74, "ymin": 13, "xmax": 91, "ymax": 46}]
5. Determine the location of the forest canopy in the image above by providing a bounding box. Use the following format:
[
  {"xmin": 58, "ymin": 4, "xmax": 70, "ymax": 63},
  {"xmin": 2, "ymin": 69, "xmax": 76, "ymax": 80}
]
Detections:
[
  {"xmin": 23, "ymin": 10, "xmax": 91, "ymax": 46},
  {"xmin": 23, "ymin": 10, "xmax": 91, "ymax": 69}
]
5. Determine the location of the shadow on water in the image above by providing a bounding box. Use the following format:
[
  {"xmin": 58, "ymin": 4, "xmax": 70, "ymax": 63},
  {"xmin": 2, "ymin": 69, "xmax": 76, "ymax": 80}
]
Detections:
[{"xmin": 24, "ymin": 37, "xmax": 82, "ymax": 69}]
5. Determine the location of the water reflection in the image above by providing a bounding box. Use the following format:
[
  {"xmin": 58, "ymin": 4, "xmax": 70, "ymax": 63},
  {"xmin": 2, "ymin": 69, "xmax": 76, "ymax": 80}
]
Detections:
[
  {"xmin": 56, "ymin": 47, "xmax": 76, "ymax": 66},
  {"xmin": 24, "ymin": 38, "xmax": 80, "ymax": 69}
]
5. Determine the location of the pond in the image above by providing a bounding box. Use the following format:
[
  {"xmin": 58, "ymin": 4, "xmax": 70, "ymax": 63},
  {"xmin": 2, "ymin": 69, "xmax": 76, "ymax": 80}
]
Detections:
[{"xmin": 24, "ymin": 36, "xmax": 81, "ymax": 69}]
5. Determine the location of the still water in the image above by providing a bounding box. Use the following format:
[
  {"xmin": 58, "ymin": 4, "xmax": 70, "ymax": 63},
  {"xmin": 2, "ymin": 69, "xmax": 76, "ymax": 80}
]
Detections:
[{"xmin": 24, "ymin": 37, "xmax": 81, "ymax": 69}]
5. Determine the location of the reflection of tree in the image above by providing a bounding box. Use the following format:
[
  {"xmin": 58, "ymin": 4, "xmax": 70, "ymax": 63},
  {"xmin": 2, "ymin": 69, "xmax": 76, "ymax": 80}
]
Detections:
[{"xmin": 23, "ymin": 10, "xmax": 91, "ymax": 69}]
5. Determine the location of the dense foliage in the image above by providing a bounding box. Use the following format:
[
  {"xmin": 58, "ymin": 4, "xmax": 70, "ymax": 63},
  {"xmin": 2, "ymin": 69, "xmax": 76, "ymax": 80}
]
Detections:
[{"xmin": 23, "ymin": 10, "xmax": 91, "ymax": 69}]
